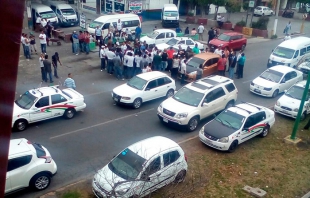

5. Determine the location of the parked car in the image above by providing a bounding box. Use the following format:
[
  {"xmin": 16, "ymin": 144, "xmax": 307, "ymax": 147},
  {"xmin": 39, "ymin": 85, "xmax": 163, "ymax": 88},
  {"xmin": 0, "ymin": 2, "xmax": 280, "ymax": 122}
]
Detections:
[
  {"xmin": 5, "ymin": 138, "xmax": 57, "ymax": 194},
  {"xmin": 140, "ymin": 29, "xmax": 176, "ymax": 47},
  {"xmin": 209, "ymin": 32, "xmax": 247, "ymax": 52},
  {"xmin": 297, "ymin": 55, "xmax": 310, "ymax": 74},
  {"xmin": 156, "ymin": 37, "xmax": 204, "ymax": 51},
  {"xmin": 92, "ymin": 136, "xmax": 188, "ymax": 198},
  {"xmin": 158, "ymin": 75, "xmax": 238, "ymax": 131},
  {"xmin": 112, "ymin": 71, "xmax": 176, "ymax": 109},
  {"xmin": 274, "ymin": 80, "xmax": 310, "ymax": 120},
  {"xmin": 254, "ymin": 6, "xmax": 274, "ymax": 16},
  {"xmin": 12, "ymin": 86, "xmax": 86, "ymax": 131},
  {"xmin": 199, "ymin": 102, "xmax": 275, "ymax": 152}
]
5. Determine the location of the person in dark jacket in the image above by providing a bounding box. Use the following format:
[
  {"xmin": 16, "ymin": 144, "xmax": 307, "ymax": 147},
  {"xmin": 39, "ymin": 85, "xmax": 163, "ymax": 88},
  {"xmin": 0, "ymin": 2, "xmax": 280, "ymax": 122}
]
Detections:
[
  {"xmin": 208, "ymin": 27, "xmax": 215, "ymax": 43},
  {"xmin": 161, "ymin": 49, "xmax": 168, "ymax": 71},
  {"xmin": 184, "ymin": 27, "xmax": 189, "ymax": 35},
  {"xmin": 228, "ymin": 51, "xmax": 237, "ymax": 79},
  {"xmin": 43, "ymin": 54, "xmax": 53, "ymax": 83},
  {"xmin": 52, "ymin": 52, "xmax": 62, "ymax": 79},
  {"xmin": 153, "ymin": 52, "xmax": 162, "ymax": 71}
]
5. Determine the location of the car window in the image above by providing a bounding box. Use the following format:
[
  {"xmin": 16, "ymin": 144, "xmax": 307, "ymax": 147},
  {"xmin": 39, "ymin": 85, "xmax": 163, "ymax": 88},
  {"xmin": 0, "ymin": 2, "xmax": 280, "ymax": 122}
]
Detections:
[
  {"xmin": 35, "ymin": 96, "xmax": 49, "ymax": 108},
  {"xmin": 163, "ymin": 150, "xmax": 180, "ymax": 167},
  {"xmin": 293, "ymin": 50, "xmax": 299, "ymax": 58},
  {"xmin": 56, "ymin": 9, "xmax": 61, "ymax": 15},
  {"xmin": 146, "ymin": 80, "xmax": 157, "ymax": 89},
  {"xmin": 243, "ymin": 115, "xmax": 256, "ymax": 129},
  {"xmin": 51, "ymin": 94, "xmax": 67, "ymax": 104},
  {"xmin": 225, "ymin": 83, "xmax": 236, "ymax": 92},
  {"xmin": 307, "ymin": 46, "xmax": 310, "ymax": 52},
  {"xmin": 283, "ymin": 71, "xmax": 296, "ymax": 81},
  {"xmin": 164, "ymin": 77, "xmax": 172, "ymax": 84},
  {"xmin": 7, "ymin": 155, "xmax": 32, "ymax": 172},
  {"xmin": 205, "ymin": 59, "xmax": 212, "ymax": 67},
  {"xmin": 254, "ymin": 111, "xmax": 266, "ymax": 123},
  {"xmin": 143, "ymin": 157, "xmax": 161, "ymax": 177},
  {"xmin": 204, "ymin": 87, "xmax": 225, "ymax": 103},
  {"xmin": 157, "ymin": 78, "xmax": 165, "ymax": 86},
  {"xmin": 230, "ymin": 36, "xmax": 237, "ymax": 41},
  {"xmin": 301, "ymin": 48, "xmax": 307, "ymax": 56},
  {"xmin": 157, "ymin": 33, "xmax": 165, "ymax": 39},
  {"xmin": 211, "ymin": 58, "xmax": 219, "ymax": 64},
  {"xmin": 186, "ymin": 40, "xmax": 194, "ymax": 45},
  {"xmin": 179, "ymin": 40, "xmax": 185, "ymax": 44},
  {"xmin": 102, "ymin": 23, "xmax": 110, "ymax": 30},
  {"xmin": 166, "ymin": 32, "xmax": 173, "ymax": 38}
]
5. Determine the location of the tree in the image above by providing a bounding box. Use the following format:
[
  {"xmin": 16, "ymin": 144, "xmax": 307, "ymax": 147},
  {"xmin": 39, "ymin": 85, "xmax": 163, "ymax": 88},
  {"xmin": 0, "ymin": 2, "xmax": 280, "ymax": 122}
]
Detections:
[
  {"xmin": 212, "ymin": 0, "xmax": 227, "ymax": 20},
  {"xmin": 225, "ymin": 0, "xmax": 241, "ymax": 22},
  {"xmin": 183, "ymin": 0, "xmax": 198, "ymax": 15}
]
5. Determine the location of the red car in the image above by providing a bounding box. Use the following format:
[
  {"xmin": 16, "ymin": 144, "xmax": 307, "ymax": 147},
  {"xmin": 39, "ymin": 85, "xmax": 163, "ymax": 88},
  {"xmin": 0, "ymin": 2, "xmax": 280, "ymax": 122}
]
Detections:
[{"xmin": 209, "ymin": 32, "xmax": 247, "ymax": 51}]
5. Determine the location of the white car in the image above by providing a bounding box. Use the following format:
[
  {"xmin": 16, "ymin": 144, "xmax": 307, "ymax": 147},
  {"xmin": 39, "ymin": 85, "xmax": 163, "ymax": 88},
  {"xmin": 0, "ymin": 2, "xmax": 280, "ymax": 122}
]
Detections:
[
  {"xmin": 254, "ymin": 6, "xmax": 273, "ymax": 16},
  {"xmin": 112, "ymin": 71, "xmax": 176, "ymax": 109},
  {"xmin": 250, "ymin": 65, "xmax": 303, "ymax": 98},
  {"xmin": 156, "ymin": 37, "xmax": 204, "ymax": 51},
  {"xmin": 199, "ymin": 102, "xmax": 275, "ymax": 152},
  {"xmin": 92, "ymin": 136, "xmax": 188, "ymax": 198},
  {"xmin": 140, "ymin": 29, "xmax": 176, "ymax": 46},
  {"xmin": 12, "ymin": 86, "xmax": 86, "ymax": 131},
  {"xmin": 297, "ymin": 55, "xmax": 310, "ymax": 74},
  {"xmin": 274, "ymin": 80, "xmax": 310, "ymax": 120},
  {"xmin": 5, "ymin": 138, "xmax": 57, "ymax": 194},
  {"xmin": 157, "ymin": 75, "xmax": 238, "ymax": 131}
]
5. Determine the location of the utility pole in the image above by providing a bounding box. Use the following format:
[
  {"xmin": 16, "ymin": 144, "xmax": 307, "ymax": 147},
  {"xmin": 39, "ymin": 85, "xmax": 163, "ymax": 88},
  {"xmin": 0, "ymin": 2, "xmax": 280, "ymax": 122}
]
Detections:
[{"xmin": 272, "ymin": 0, "xmax": 280, "ymax": 36}]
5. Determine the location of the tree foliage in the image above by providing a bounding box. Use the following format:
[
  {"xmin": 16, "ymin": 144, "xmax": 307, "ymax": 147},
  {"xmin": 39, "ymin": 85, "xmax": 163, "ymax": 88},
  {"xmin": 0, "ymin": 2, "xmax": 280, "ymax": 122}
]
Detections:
[{"xmin": 225, "ymin": 0, "xmax": 241, "ymax": 21}]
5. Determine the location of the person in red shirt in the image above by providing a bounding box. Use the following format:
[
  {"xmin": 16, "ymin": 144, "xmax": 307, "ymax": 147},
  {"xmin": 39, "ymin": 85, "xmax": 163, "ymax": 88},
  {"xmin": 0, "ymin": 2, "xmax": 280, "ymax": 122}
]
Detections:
[
  {"xmin": 166, "ymin": 47, "xmax": 175, "ymax": 71},
  {"xmin": 84, "ymin": 31, "xmax": 90, "ymax": 55},
  {"xmin": 217, "ymin": 54, "xmax": 227, "ymax": 76}
]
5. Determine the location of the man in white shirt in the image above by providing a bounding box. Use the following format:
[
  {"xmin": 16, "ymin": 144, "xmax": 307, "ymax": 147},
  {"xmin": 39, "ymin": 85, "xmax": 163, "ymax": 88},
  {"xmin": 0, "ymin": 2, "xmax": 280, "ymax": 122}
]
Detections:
[
  {"xmin": 21, "ymin": 33, "xmax": 26, "ymax": 57},
  {"xmin": 95, "ymin": 26, "xmax": 102, "ymax": 42},
  {"xmin": 197, "ymin": 23, "xmax": 205, "ymax": 41},
  {"xmin": 116, "ymin": 19, "xmax": 123, "ymax": 36},
  {"xmin": 214, "ymin": 46, "xmax": 222, "ymax": 56},
  {"xmin": 180, "ymin": 60, "xmax": 187, "ymax": 85},
  {"xmin": 40, "ymin": 18, "xmax": 47, "ymax": 29},
  {"xmin": 36, "ymin": 16, "xmax": 42, "ymax": 24},
  {"xmin": 39, "ymin": 53, "xmax": 46, "ymax": 82},
  {"xmin": 24, "ymin": 34, "xmax": 31, "ymax": 60},
  {"xmin": 106, "ymin": 49, "xmax": 116, "ymax": 75},
  {"xmin": 39, "ymin": 31, "xmax": 47, "ymax": 53},
  {"xmin": 100, "ymin": 46, "xmax": 106, "ymax": 71}
]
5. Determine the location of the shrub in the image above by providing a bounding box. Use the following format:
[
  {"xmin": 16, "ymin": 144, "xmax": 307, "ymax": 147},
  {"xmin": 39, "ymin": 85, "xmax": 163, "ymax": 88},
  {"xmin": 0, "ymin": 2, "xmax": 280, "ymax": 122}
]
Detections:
[
  {"xmin": 251, "ymin": 16, "xmax": 269, "ymax": 30},
  {"xmin": 236, "ymin": 20, "xmax": 246, "ymax": 27}
]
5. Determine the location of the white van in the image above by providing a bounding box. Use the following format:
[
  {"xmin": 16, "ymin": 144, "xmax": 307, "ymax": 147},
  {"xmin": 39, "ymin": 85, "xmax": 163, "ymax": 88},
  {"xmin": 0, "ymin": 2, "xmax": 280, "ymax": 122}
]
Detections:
[
  {"xmin": 267, "ymin": 36, "xmax": 310, "ymax": 68},
  {"xmin": 31, "ymin": 3, "xmax": 59, "ymax": 28},
  {"xmin": 87, "ymin": 14, "xmax": 141, "ymax": 38},
  {"xmin": 161, "ymin": 4, "xmax": 179, "ymax": 28},
  {"xmin": 44, "ymin": 1, "xmax": 78, "ymax": 26}
]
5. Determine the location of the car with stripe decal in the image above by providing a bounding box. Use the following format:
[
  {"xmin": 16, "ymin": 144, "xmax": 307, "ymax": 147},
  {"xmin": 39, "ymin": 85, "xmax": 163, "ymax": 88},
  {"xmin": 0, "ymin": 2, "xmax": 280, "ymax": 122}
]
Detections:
[
  {"xmin": 199, "ymin": 102, "xmax": 275, "ymax": 152},
  {"xmin": 12, "ymin": 85, "xmax": 86, "ymax": 131}
]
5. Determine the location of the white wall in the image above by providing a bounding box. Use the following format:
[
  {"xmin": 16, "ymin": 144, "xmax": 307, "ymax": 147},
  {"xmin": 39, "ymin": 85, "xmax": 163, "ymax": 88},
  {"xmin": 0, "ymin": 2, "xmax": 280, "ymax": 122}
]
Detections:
[
  {"xmin": 148, "ymin": 0, "xmax": 172, "ymax": 10},
  {"xmin": 209, "ymin": 4, "xmax": 227, "ymax": 14}
]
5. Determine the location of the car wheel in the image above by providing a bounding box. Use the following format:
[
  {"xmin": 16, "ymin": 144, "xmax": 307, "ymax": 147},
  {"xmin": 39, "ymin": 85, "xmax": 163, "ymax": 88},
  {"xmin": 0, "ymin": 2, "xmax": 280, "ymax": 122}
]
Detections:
[
  {"xmin": 272, "ymin": 89, "xmax": 279, "ymax": 98},
  {"xmin": 14, "ymin": 119, "xmax": 28, "ymax": 132},
  {"xmin": 260, "ymin": 126, "xmax": 270, "ymax": 137},
  {"xmin": 228, "ymin": 140, "xmax": 238, "ymax": 153},
  {"xmin": 241, "ymin": 44, "xmax": 246, "ymax": 51},
  {"xmin": 30, "ymin": 173, "xmax": 51, "ymax": 191},
  {"xmin": 64, "ymin": 108, "xmax": 76, "ymax": 119},
  {"xmin": 133, "ymin": 98, "xmax": 142, "ymax": 109},
  {"xmin": 225, "ymin": 100, "xmax": 234, "ymax": 109},
  {"xmin": 301, "ymin": 112, "xmax": 307, "ymax": 121},
  {"xmin": 166, "ymin": 89, "xmax": 174, "ymax": 98},
  {"xmin": 187, "ymin": 116, "xmax": 199, "ymax": 132},
  {"xmin": 174, "ymin": 170, "xmax": 187, "ymax": 183}
]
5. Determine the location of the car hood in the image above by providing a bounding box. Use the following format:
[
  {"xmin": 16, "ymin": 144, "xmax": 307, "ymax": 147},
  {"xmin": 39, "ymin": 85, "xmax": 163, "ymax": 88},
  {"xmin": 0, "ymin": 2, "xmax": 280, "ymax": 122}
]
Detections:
[
  {"xmin": 277, "ymin": 94, "xmax": 301, "ymax": 109},
  {"xmin": 156, "ymin": 43, "xmax": 171, "ymax": 51},
  {"xmin": 209, "ymin": 39, "xmax": 228, "ymax": 47},
  {"xmin": 13, "ymin": 102, "xmax": 29, "ymax": 117},
  {"xmin": 113, "ymin": 84, "xmax": 142, "ymax": 97},
  {"xmin": 140, "ymin": 36, "xmax": 154, "ymax": 44},
  {"xmin": 253, "ymin": 77, "xmax": 278, "ymax": 88},
  {"xmin": 161, "ymin": 97, "xmax": 198, "ymax": 114},
  {"xmin": 203, "ymin": 119, "xmax": 237, "ymax": 139}
]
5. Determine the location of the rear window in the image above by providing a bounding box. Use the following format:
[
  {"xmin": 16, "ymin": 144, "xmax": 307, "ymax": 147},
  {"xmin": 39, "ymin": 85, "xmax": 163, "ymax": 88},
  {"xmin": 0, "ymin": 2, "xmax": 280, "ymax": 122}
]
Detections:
[
  {"xmin": 225, "ymin": 83, "xmax": 236, "ymax": 92},
  {"xmin": 32, "ymin": 143, "xmax": 46, "ymax": 158}
]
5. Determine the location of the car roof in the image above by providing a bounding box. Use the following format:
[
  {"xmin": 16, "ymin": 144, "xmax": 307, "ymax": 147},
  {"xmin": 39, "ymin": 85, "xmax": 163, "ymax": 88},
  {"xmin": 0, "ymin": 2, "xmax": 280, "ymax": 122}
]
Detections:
[
  {"xmin": 136, "ymin": 71, "xmax": 169, "ymax": 81},
  {"xmin": 32, "ymin": 3, "xmax": 54, "ymax": 12},
  {"xmin": 278, "ymin": 36, "xmax": 310, "ymax": 49},
  {"xmin": 128, "ymin": 136, "xmax": 181, "ymax": 160},
  {"xmin": 185, "ymin": 75, "xmax": 233, "ymax": 93},
  {"xmin": 28, "ymin": 86, "xmax": 62, "ymax": 98},
  {"xmin": 9, "ymin": 138, "xmax": 32, "ymax": 157},
  {"xmin": 228, "ymin": 103, "xmax": 263, "ymax": 117},
  {"xmin": 155, "ymin": 29, "xmax": 176, "ymax": 33},
  {"xmin": 268, "ymin": 65, "xmax": 298, "ymax": 73},
  {"xmin": 193, "ymin": 52, "xmax": 220, "ymax": 60},
  {"xmin": 95, "ymin": 14, "xmax": 139, "ymax": 21},
  {"xmin": 222, "ymin": 32, "xmax": 243, "ymax": 36}
]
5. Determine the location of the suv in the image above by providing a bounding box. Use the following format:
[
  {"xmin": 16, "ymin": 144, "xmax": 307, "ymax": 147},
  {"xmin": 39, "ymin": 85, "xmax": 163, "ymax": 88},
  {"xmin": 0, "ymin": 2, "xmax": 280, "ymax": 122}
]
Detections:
[
  {"xmin": 5, "ymin": 138, "xmax": 57, "ymax": 194},
  {"xmin": 157, "ymin": 75, "xmax": 238, "ymax": 131}
]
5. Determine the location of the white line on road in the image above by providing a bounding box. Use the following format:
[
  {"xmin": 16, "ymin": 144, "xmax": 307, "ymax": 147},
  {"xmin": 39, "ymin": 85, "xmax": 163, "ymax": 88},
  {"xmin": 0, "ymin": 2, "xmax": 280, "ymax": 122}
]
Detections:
[{"xmin": 50, "ymin": 108, "xmax": 155, "ymax": 140}]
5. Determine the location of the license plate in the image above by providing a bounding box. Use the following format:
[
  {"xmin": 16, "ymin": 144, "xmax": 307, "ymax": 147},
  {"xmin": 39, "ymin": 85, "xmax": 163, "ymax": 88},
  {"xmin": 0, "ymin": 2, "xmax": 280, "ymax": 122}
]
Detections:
[
  {"xmin": 114, "ymin": 97, "xmax": 118, "ymax": 101},
  {"xmin": 254, "ymin": 89, "xmax": 261, "ymax": 93},
  {"xmin": 163, "ymin": 118, "xmax": 168, "ymax": 123},
  {"xmin": 203, "ymin": 138, "xmax": 212, "ymax": 145},
  {"xmin": 281, "ymin": 110, "xmax": 288, "ymax": 114}
]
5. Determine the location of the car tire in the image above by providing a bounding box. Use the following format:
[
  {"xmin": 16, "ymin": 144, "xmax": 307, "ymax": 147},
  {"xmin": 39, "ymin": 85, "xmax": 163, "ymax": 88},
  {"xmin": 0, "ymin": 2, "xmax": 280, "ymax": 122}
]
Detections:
[
  {"xmin": 166, "ymin": 89, "xmax": 174, "ymax": 98},
  {"xmin": 174, "ymin": 170, "xmax": 187, "ymax": 183},
  {"xmin": 260, "ymin": 126, "xmax": 270, "ymax": 137},
  {"xmin": 133, "ymin": 98, "xmax": 142, "ymax": 109},
  {"xmin": 30, "ymin": 173, "xmax": 51, "ymax": 191},
  {"xmin": 225, "ymin": 100, "xmax": 235, "ymax": 109},
  {"xmin": 272, "ymin": 89, "xmax": 279, "ymax": 98},
  {"xmin": 241, "ymin": 44, "xmax": 246, "ymax": 51},
  {"xmin": 14, "ymin": 119, "xmax": 28, "ymax": 132},
  {"xmin": 64, "ymin": 108, "xmax": 76, "ymax": 119},
  {"xmin": 228, "ymin": 140, "xmax": 238, "ymax": 153},
  {"xmin": 301, "ymin": 112, "xmax": 307, "ymax": 121},
  {"xmin": 187, "ymin": 116, "xmax": 199, "ymax": 132}
]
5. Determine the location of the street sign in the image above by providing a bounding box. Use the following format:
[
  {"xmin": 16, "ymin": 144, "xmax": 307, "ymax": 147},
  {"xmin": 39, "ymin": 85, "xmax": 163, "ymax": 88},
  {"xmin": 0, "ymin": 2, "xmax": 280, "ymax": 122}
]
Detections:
[
  {"xmin": 80, "ymin": 13, "xmax": 86, "ymax": 29},
  {"xmin": 249, "ymin": 0, "xmax": 255, "ymax": 8}
]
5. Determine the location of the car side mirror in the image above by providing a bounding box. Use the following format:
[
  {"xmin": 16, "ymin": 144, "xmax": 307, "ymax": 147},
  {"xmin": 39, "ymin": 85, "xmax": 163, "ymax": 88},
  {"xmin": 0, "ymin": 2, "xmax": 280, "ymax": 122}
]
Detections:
[{"xmin": 145, "ymin": 88, "xmax": 150, "ymax": 91}]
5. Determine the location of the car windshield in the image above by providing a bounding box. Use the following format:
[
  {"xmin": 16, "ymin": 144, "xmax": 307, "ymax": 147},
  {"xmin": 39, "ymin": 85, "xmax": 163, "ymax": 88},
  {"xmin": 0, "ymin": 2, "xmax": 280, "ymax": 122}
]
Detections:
[
  {"xmin": 147, "ymin": 31, "xmax": 159, "ymax": 39},
  {"xmin": 187, "ymin": 57, "xmax": 205, "ymax": 68},
  {"xmin": 127, "ymin": 76, "xmax": 147, "ymax": 90},
  {"xmin": 216, "ymin": 110, "xmax": 245, "ymax": 130},
  {"xmin": 285, "ymin": 85, "xmax": 309, "ymax": 100},
  {"xmin": 272, "ymin": 47, "xmax": 295, "ymax": 59},
  {"xmin": 40, "ymin": 11, "xmax": 56, "ymax": 18},
  {"xmin": 259, "ymin": 69, "xmax": 283, "ymax": 83},
  {"xmin": 89, "ymin": 21, "xmax": 103, "ymax": 28},
  {"xmin": 173, "ymin": 87, "xmax": 204, "ymax": 107},
  {"xmin": 108, "ymin": 148, "xmax": 146, "ymax": 180},
  {"xmin": 163, "ymin": 11, "xmax": 178, "ymax": 17},
  {"xmin": 217, "ymin": 34, "xmax": 230, "ymax": 42},
  {"xmin": 166, "ymin": 38, "xmax": 179, "ymax": 45},
  {"xmin": 61, "ymin": 9, "xmax": 75, "ymax": 15},
  {"xmin": 15, "ymin": 91, "xmax": 37, "ymax": 110},
  {"xmin": 255, "ymin": 7, "xmax": 262, "ymax": 10}
]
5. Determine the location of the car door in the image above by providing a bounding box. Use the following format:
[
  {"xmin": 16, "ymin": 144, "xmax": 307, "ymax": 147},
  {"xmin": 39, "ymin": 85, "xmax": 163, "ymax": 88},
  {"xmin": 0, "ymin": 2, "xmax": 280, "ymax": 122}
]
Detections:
[
  {"xmin": 160, "ymin": 150, "xmax": 182, "ymax": 187},
  {"xmin": 203, "ymin": 58, "xmax": 219, "ymax": 77},
  {"xmin": 201, "ymin": 87, "xmax": 227, "ymax": 118},
  {"xmin": 50, "ymin": 94, "xmax": 69, "ymax": 117},
  {"xmin": 143, "ymin": 79, "xmax": 159, "ymax": 101},
  {"xmin": 30, "ymin": 96, "xmax": 52, "ymax": 122},
  {"xmin": 165, "ymin": 32, "xmax": 174, "ymax": 43},
  {"xmin": 186, "ymin": 39, "xmax": 195, "ymax": 49},
  {"xmin": 279, "ymin": 71, "xmax": 296, "ymax": 92},
  {"xmin": 239, "ymin": 112, "xmax": 266, "ymax": 143},
  {"xmin": 156, "ymin": 77, "xmax": 173, "ymax": 98},
  {"xmin": 155, "ymin": 33, "xmax": 166, "ymax": 44}
]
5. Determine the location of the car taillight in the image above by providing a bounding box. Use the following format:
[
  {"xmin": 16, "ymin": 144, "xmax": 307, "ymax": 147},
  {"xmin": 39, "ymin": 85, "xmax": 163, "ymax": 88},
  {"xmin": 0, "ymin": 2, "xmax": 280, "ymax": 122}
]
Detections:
[
  {"xmin": 27, "ymin": 140, "xmax": 32, "ymax": 144},
  {"xmin": 184, "ymin": 154, "xmax": 188, "ymax": 162},
  {"xmin": 40, "ymin": 156, "xmax": 52, "ymax": 163}
]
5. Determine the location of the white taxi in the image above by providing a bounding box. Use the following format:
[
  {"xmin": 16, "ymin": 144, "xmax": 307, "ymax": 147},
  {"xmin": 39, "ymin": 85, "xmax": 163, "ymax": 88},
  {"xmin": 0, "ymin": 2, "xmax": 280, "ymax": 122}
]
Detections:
[
  {"xmin": 13, "ymin": 86, "xmax": 86, "ymax": 131},
  {"xmin": 156, "ymin": 37, "xmax": 204, "ymax": 51},
  {"xmin": 199, "ymin": 102, "xmax": 275, "ymax": 152}
]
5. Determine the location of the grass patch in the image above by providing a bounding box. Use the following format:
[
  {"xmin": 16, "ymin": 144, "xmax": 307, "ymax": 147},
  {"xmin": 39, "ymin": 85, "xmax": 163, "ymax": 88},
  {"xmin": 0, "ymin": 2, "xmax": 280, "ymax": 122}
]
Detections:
[{"xmin": 61, "ymin": 191, "xmax": 82, "ymax": 198}]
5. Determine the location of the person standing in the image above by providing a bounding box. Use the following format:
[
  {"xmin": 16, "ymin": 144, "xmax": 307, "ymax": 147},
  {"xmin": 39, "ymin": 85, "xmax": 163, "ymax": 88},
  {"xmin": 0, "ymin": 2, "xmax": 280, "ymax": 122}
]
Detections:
[
  {"xmin": 125, "ymin": 52, "xmax": 135, "ymax": 79},
  {"xmin": 39, "ymin": 30, "xmax": 47, "ymax": 54},
  {"xmin": 176, "ymin": 26, "xmax": 182, "ymax": 33},
  {"xmin": 135, "ymin": 26, "xmax": 142, "ymax": 41},
  {"xmin": 161, "ymin": 49, "xmax": 168, "ymax": 71},
  {"xmin": 63, "ymin": 73, "xmax": 76, "ymax": 89},
  {"xmin": 214, "ymin": 46, "xmax": 222, "ymax": 56},
  {"xmin": 224, "ymin": 47, "xmax": 230, "ymax": 72},
  {"xmin": 191, "ymin": 28, "xmax": 197, "ymax": 35},
  {"xmin": 95, "ymin": 26, "xmax": 102, "ymax": 42},
  {"xmin": 39, "ymin": 53, "xmax": 46, "ymax": 82},
  {"xmin": 36, "ymin": 15, "xmax": 42, "ymax": 27},
  {"xmin": 72, "ymin": 31, "xmax": 79, "ymax": 55},
  {"xmin": 52, "ymin": 52, "xmax": 62, "ymax": 79},
  {"xmin": 78, "ymin": 31, "xmax": 85, "ymax": 53},
  {"xmin": 184, "ymin": 27, "xmax": 189, "ymax": 35},
  {"xmin": 220, "ymin": 15, "xmax": 225, "ymax": 29},
  {"xmin": 134, "ymin": 52, "xmax": 143, "ymax": 75},
  {"xmin": 167, "ymin": 47, "xmax": 174, "ymax": 71},
  {"xmin": 153, "ymin": 51, "xmax": 162, "ymax": 71},
  {"xmin": 116, "ymin": 19, "xmax": 123, "ymax": 36},
  {"xmin": 43, "ymin": 54, "xmax": 53, "ymax": 83},
  {"xmin": 208, "ymin": 27, "xmax": 215, "ymax": 43},
  {"xmin": 140, "ymin": 54, "xmax": 149, "ymax": 73},
  {"xmin": 229, "ymin": 51, "xmax": 237, "ymax": 79},
  {"xmin": 100, "ymin": 46, "xmax": 106, "ymax": 71},
  {"xmin": 24, "ymin": 34, "xmax": 31, "ymax": 60},
  {"xmin": 283, "ymin": 21, "xmax": 291, "ymax": 34},
  {"xmin": 192, "ymin": 44, "xmax": 200, "ymax": 54},
  {"xmin": 171, "ymin": 55, "xmax": 180, "ymax": 79},
  {"xmin": 180, "ymin": 57, "xmax": 187, "ymax": 85},
  {"xmin": 21, "ymin": 33, "xmax": 26, "ymax": 57},
  {"xmin": 106, "ymin": 48, "xmax": 116, "ymax": 75},
  {"xmin": 29, "ymin": 33, "xmax": 37, "ymax": 54},
  {"xmin": 237, "ymin": 53, "xmax": 246, "ymax": 79},
  {"xmin": 217, "ymin": 54, "xmax": 226, "ymax": 76},
  {"xmin": 113, "ymin": 54, "xmax": 123, "ymax": 80},
  {"xmin": 84, "ymin": 31, "xmax": 90, "ymax": 55},
  {"xmin": 40, "ymin": 18, "xmax": 47, "ymax": 30},
  {"xmin": 46, "ymin": 21, "xmax": 53, "ymax": 41},
  {"xmin": 198, "ymin": 23, "xmax": 204, "ymax": 41},
  {"xmin": 236, "ymin": 50, "xmax": 242, "ymax": 75}
]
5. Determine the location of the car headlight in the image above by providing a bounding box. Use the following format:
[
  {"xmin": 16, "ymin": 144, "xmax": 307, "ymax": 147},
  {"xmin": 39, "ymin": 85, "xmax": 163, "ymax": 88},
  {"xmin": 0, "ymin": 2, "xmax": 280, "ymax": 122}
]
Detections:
[
  {"xmin": 218, "ymin": 137, "xmax": 229, "ymax": 143},
  {"xmin": 158, "ymin": 103, "xmax": 163, "ymax": 111},
  {"xmin": 115, "ymin": 189, "xmax": 129, "ymax": 196},
  {"xmin": 200, "ymin": 126, "xmax": 205, "ymax": 134},
  {"xmin": 176, "ymin": 112, "xmax": 188, "ymax": 118},
  {"xmin": 264, "ymin": 87, "xmax": 272, "ymax": 91},
  {"xmin": 293, "ymin": 108, "xmax": 298, "ymax": 112},
  {"xmin": 276, "ymin": 101, "xmax": 280, "ymax": 106},
  {"xmin": 121, "ymin": 96, "xmax": 131, "ymax": 100},
  {"xmin": 250, "ymin": 81, "xmax": 254, "ymax": 86}
]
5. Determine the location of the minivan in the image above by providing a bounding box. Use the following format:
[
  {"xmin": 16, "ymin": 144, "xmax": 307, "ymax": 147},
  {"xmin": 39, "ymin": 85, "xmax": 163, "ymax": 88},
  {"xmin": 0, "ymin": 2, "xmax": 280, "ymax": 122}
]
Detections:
[
  {"xmin": 87, "ymin": 14, "xmax": 141, "ymax": 38},
  {"xmin": 267, "ymin": 36, "xmax": 310, "ymax": 68},
  {"xmin": 162, "ymin": 4, "xmax": 179, "ymax": 27},
  {"xmin": 31, "ymin": 3, "xmax": 59, "ymax": 28},
  {"xmin": 44, "ymin": 1, "xmax": 78, "ymax": 26}
]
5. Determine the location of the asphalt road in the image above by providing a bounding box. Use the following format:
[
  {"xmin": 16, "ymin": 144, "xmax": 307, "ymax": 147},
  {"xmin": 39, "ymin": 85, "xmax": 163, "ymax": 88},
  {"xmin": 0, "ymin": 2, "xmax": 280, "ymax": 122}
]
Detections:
[{"xmin": 7, "ymin": 24, "xmax": 310, "ymax": 198}]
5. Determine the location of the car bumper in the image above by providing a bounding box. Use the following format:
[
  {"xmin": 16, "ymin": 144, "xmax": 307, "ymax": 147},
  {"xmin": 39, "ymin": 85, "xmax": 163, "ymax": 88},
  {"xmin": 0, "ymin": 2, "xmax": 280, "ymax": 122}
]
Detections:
[
  {"xmin": 75, "ymin": 103, "xmax": 87, "ymax": 111},
  {"xmin": 274, "ymin": 105, "xmax": 298, "ymax": 118},
  {"xmin": 157, "ymin": 111, "xmax": 188, "ymax": 126},
  {"xmin": 62, "ymin": 21, "xmax": 78, "ymax": 26},
  {"xmin": 249, "ymin": 85, "xmax": 273, "ymax": 97},
  {"xmin": 92, "ymin": 180, "xmax": 115, "ymax": 198},
  {"xmin": 111, "ymin": 93, "xmax": 134, "ymax": 105},
  {"xmin": 162, "ymin": 20, "xmax": 179, "ymax": 24},
  {"xmin": 199, "ymin": 132, "xmax": 229, "ymax": 151}
]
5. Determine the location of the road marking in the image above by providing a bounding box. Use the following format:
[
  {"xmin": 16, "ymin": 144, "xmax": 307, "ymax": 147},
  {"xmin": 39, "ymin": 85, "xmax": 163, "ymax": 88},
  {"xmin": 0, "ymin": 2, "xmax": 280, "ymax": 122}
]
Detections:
[
  {"xmin": 178, "ymin": 135, "xmax": 198, "ymax": 144},
  {"xmin": 50, "ymin": 108, "xmax": 155, "ymax": 139}
]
